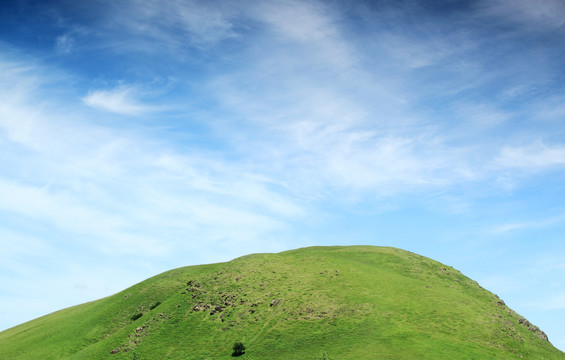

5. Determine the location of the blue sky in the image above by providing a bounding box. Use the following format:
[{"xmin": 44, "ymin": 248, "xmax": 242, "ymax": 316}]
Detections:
[{"xmin": 1, "ymin": 0, "xmax": 565, "ymax": 350}]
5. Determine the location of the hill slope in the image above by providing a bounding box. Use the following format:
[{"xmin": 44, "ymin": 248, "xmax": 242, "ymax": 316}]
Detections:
[{"xmin": 0, "ymin": 246, "xmax": 563, "ymax": 359}]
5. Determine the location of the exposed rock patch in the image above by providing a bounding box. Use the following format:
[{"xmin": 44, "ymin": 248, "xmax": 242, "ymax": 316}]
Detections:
[{"xmin": 518, "ymin": 318, "xmax": 549, "ymax": 342}]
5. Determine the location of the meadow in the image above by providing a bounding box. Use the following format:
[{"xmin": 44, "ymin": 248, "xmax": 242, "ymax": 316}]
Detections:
[{"xmin": 1, "ymin": 246, "xmax": 563, "ymax": 359}]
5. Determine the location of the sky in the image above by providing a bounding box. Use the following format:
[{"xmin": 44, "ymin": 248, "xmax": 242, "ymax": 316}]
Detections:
[{"xmin": 1, "ymin": 0, "xmax": 564, "ymax": 351}]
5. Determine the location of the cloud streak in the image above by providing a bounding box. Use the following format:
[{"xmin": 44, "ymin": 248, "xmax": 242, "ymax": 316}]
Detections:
[
  {"xmin": 496, "ymin": 142, "xmax": 565, "ymax": 171},
  {"xmin": 490, "ymin": 213, "xmax": 565, "ymax": 234},
  {"xmin": 478, "ymin": 0, "xmax": 565, "ymax": 29},
  {"xmin": 82, "ymin": 85, "xmax": 158, "ymax": 115},
  {"xmin": 0, "ymin": 52, "xmax": 303, "ymax": 261}
]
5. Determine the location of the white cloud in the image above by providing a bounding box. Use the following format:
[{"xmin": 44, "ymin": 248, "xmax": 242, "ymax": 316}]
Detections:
[
  {"xmin": 0, "ymin": 61, "xmax": 45, "ymax": 147},
  {"xmin": 207, "ymin": 62, "xmax": 480, "ymax": 197},
  {"xmin": 0, "ymin": 178, "xmax": 168, "ymax": 255},
  {"xmin": 0, "ymin": 54, "xmax": 305, "ymax": 263},
  {"xmin": 252, "ymin": 0, "xmax": 353, "ymax": 68},
  {"xmin": 489, "ymin": 212, "xmax": 565, "ymax": 234},
  {"xmin": 255, "ymin": 0, "xmax": 334, "ymax": 43},
  {"xmin": 98, "ymin": 0, "xmax": 237, "ymax": 53},
  {"xmin": 450, "ymin": 102, "xmax": 510, "ymax": 130},
  {"xmin": 496, "ymin": 142, "xmax": 565, "ymax": 171},
  {"xmin": 82, "ymin": 85, "xmax": 156, "ymax": 115}
]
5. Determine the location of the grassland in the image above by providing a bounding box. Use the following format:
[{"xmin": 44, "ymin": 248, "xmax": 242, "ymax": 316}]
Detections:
[{"xmin": 0, "ymin": 246, "xmax": 563, "ymax": 359}]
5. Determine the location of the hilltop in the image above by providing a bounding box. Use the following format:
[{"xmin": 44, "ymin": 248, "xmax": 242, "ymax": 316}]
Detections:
[{"xmin": 0, "ymin": 246, "xmax": 563, "ymax": 359}]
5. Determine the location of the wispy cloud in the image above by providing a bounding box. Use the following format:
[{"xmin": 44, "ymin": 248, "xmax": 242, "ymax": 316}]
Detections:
[
  {"xmin": 478, "ymin": 0, "xmax": 565, "ymax": 30},
  {"xmin": 490, "ymin": 213, "xmax": 565, "ymax": 234},
  {"xmin": 252, "ymin": 0, "xmax": 354, "ymax": 69},
  {"xmin": 201, "ymin": 6, "xmax": 494, "ymax": 196},
  {"xmin": 97, "ymin": 0, "xmax": 238, "ymax": 54},
  {"xmin": 82, "ymin": 85, "xmax": 158, "ymax": 115},
  {"xmin": 55, "ymin": 34, "xmax": 74, "ymax": 55},
  {"xmin": 13, "ymin": 0, "xmax": 561, "ymax": 201},
  {"xmin": 0, "ymin": 54, "xmax": 303, "ymax": 263},
  {"xmin": 496, "ymin": 142, "xmax": 565, "ymax": 171}
]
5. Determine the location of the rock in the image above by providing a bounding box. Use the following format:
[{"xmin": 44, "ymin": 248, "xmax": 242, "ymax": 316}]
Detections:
[
  {"xmin": 537, "ymin": 331, "xmax": 549, "ymax": 342},
  {"xmin": 210, "ymin": 305, "xmax": 223, "ymax": 315},
  {"xmin": 517, "ymin": 318, "xmax": 550, "ymax": 342},
  {"xmin": 192, "ymin": 302, "xmax": 210, "ymax": 312}
]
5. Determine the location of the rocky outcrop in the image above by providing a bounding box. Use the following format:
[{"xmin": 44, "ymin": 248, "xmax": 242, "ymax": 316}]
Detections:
[{"xmin": 518, "ymin": 318, "xmax": 549, "ymax": 342}]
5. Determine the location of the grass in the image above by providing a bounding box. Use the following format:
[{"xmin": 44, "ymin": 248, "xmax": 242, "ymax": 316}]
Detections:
[{"xmin": 0, "ymin": 246, "xmax": 563, "ymax": 359}]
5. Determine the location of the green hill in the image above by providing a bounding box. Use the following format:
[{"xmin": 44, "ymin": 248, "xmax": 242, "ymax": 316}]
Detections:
[{"xmin": 1, "ymin": 246, "xmax": 563, "ymax": 359}]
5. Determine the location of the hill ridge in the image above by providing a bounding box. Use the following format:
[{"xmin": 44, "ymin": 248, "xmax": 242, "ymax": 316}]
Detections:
[{"xmin": 1, "ymin": 245, "xmax": 563, "ymax": 359}]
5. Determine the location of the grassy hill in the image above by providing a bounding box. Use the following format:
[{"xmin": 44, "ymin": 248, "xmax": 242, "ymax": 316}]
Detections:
[{"xmin": 1, "ymin": 246, "xmax": 563, "ymax": 359}]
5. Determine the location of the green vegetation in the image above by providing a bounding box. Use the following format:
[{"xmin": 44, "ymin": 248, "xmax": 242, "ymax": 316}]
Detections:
[
  {"xmin": 232, "ymin": 341, "xmax": 246, "ymax": 357},
  {"xmin": 0, "ymin": 246, "xmax": 563, "ymax": 359}
]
